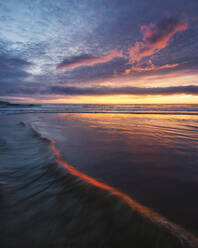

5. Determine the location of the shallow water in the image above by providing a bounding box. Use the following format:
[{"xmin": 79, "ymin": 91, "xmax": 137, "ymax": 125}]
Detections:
[
  {"xmin": 1, "ymin": 112, "xmax": 198, "ymax": 247},
  {"xmin": 3, "ymin": 112, "xmax": 197, "ymax": 234},
  {"xmin": 1, "ymin": 103, "xmax": 198, "ymax": 115}
]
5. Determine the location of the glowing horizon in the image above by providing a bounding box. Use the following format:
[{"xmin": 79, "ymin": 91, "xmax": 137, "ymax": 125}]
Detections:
[{"xmin": 2, "ymin": 93, "xmax": 198, "ymax": 105}]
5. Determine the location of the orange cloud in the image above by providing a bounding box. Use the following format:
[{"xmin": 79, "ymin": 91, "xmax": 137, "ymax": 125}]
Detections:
[
  {"xmin": 129, "ymin": 17, "xmax": 188, "ymax": 63},
  {"xmin": 124, "ymin": 60, "xmax": 179, "ymax": 74},
  {"xmin": 57, "ymin": 17, "xmax": 188, "ymax": 76},
  {"xmin": 57, "ymin": 50, "xmax": 125, "ymax": 71}
]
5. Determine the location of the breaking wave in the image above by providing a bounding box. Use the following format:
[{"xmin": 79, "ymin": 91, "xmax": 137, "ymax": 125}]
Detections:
[{"xmin": 1, "ymin": 103, "xmax": 198, "ymax": 115}]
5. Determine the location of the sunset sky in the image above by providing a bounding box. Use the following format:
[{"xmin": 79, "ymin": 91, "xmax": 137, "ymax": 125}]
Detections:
[{"xmin": 0, "ymin": 0, "xmax": 198, "ymax": 104}]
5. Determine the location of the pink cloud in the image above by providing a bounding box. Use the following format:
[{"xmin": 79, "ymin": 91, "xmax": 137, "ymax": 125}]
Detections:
[
  {"xmin": 124, "ymin": 60, "xmax": 179, "ymax": 74},
  {"xmin": 129, "ymin": 17, "xmax": 188, "ymax": 63},
  {"xmin": 57, "ymin": 50, "xmax": 125, "ymax": 71},
  {"xmin": 57, "ymin": 17, "xmax": 188, "ymax": 75}
]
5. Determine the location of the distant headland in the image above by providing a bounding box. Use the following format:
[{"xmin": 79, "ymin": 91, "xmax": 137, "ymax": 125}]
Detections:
[{"xmin": 0, "ymin": 101, "xmax": 35, "ymax": 107}]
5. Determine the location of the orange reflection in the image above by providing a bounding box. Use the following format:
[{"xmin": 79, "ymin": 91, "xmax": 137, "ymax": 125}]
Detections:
[
  {"xmin": 49, "ymin": 135, "xmax": 165, "ymax": 219},
  {"xmin": 45, "ymin": 127, "xmax": 197, "ymax": 245},
  {"xmin": 55, "ymin": 113, "xmax": 198, "ymax": 171}
]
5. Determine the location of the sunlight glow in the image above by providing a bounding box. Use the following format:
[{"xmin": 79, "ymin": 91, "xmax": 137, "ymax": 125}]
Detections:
[{"xmin": 18, "ymin": 94, "xmax": 198, "ymax": 104}]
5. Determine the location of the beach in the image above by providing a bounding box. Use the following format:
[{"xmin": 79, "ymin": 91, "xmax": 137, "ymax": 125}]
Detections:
[
  {"xmin": 1, "ymin": 105, "xmax": 198, "ymax": 247},
  {"xmin": 1, "ymin": 0, "xmax": 198, "ymax": 246}
]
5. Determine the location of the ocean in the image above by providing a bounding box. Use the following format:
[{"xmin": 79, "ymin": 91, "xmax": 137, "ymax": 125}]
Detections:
[
  {"xmin": 1, "ymin": 103, "xmax": 198, "ymax": 115},
  {"xmin": 0, "ymin": 103, "xmax": 198, "ymax": 247}
]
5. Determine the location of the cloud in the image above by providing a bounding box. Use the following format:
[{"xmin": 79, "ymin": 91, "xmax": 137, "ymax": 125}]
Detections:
[
  {"xmin": 0, "ymin": 55, "xmax": 31, "ymax": 84},
  {"xmin": 0, "ymin": 1, "xmax": 197, "ymax": 102},
  {"xmin": 3, "ymin": 84, "xmax": 198, "ymax": 97},
  {"xmin": 56, "ymin": 50, "xmax": 126, "ymax": 71},
  {"xmin": 0, "ymin": 56, "xmax": 32, "ymax": 71},
  {"xmin": 47, "ymin": 85, "xmax": 198, "ymax": 96},
  {"xmin": 124, "ymin": 60, "xmax": 179, "ymax": 74},
  {"xmin": 56, "ymin": 17, "xmax": 188, "ymax": 74},
  {"xmin": 129, "ymin": 17, "xmax": 188, "ymax": 63},
  {"xmin": 0, "ymin": 53, "xmax": 34, "ymax": 97},
  {"xmin": 52, "ymin": 16, "xmax": 191, "ymax": 85}
]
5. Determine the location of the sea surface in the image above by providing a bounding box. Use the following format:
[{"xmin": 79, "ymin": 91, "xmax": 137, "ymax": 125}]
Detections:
[
  {"xmin": 0, "ymin": 104, "xmax": 198, "ymax": 247},
  {"xmin": 1, "ymin": 103, "xmax": 198, "ymax": 115}
]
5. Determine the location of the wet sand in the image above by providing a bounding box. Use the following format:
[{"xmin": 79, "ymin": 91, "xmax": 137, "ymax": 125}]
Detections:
[
  {"xmin": 0, "ymin": 116, "xmax": 198, "ymax": 247},
  {"xmin": 30, "ymin": 113, "xmax": 198, "ymax": 234}
]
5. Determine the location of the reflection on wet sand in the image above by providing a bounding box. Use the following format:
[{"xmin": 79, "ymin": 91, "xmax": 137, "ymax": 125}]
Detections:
[
  {"xmin": 49, "ymin": 131, "xmax": 198, "ymax": 247},
  {"xmin": 1, "ymin": 115, "xmax": 198, "ymax": 247},
  {"xmin": 33, "ymin": 113, "xmax": 198, "ymax": 233}
]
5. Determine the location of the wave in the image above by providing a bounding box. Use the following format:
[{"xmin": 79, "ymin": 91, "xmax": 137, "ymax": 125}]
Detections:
[
  {"xmin": 0, "ymin": 120, "xmax": 198, "ymax": 247},
  {"xmin": 1, "ymin": 103, "xmax": 198, "ymax": 115}
]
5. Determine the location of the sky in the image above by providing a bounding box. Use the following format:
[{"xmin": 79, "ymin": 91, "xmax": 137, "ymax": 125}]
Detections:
[{"xmin": 0, "ymin": 0, "xmax": 198, "ymax": 104}]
